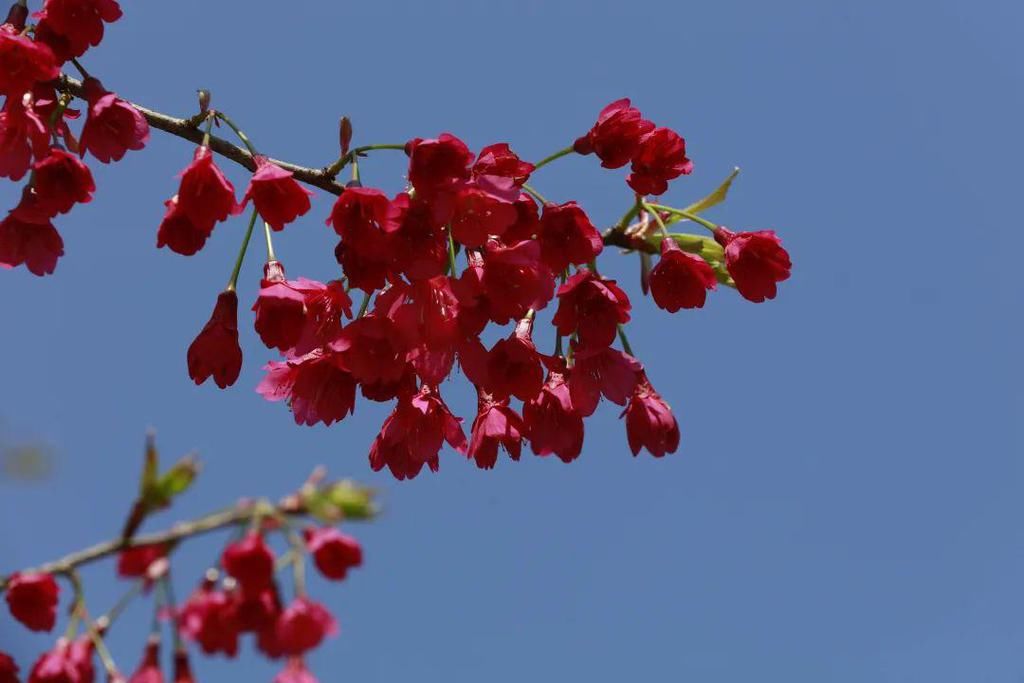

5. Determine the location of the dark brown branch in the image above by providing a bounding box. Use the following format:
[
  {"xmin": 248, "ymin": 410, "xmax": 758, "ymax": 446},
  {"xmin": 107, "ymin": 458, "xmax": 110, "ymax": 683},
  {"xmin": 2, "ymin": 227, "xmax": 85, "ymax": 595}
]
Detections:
[
  {"xmin": 56, "ymin": 75, "xmax": 348, "ymax": 195},
  {"xmin": 601, "ymin": 226, "xmax": 656, "ymax": 253}
]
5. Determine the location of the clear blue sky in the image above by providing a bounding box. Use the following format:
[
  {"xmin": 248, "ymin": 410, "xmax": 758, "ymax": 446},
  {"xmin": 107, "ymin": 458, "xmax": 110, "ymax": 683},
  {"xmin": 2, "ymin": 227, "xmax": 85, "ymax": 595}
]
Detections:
[{"xmin": 2, "ymin": 1, "xmax": 1023, "ymax": 680}]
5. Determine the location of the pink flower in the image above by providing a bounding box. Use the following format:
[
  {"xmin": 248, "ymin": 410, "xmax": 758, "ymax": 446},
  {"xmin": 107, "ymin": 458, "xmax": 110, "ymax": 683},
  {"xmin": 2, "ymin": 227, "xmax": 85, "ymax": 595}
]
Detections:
[
  {"xmin": 242, "ymin": 156, "xmax": 314, "ymax": 231},
  {"xmin": 471, "ymin": 240, "xmax": 555, "ymax": 324},
  {"xmin": 187, "ymin": 290, "xmax": 243, "ymax": 389},
  {"xmin": 626, "ymin": 127, "xmax": 693, "ymax": 196},
  {"xmin": 178, "ymin": 581, "xmax": 239, "ymax": 658},
  {"xmin": 567, "ymin": 345, "xmax": 642, "ymax": 417},
  {"xmin": 34, "ymin": 0, "xmax": 123, "ymax": 60},
  {"xmin": 327, "ymin": 187, "xmax": 395, "ymax": 292},
  {"xmin": 649, "ymin": 238, "xmax": 716, "ymax": 311},
  {"xmin": 472, "ymin": 143, "xmax": 534, "ymax": 186},
  {"xmin": 524, "ymin": 360, "xmax": 584, "ymax": 463},
  {"xmin": 449, "ymin": 176, "xmax": 518, "ymax": 248},
  {"xmin": 386, "ymin": 192, "xmax": 448, "ymax": 281},
  {"xmin": 5, "ymin": 572, "xmax": 59, "ymax": 632},
  {"xmin": 304, "ymin": 527, "xmax": 363, "ymax": 581},
  {"xmin": 79, "ymin": 77, "xmax": 148, "ymax": 163},
  {"xmin": 714, "ymin": 227, "xmax": 792, "ymax": 302},
  {"xmin": 290, "ymin": 278, "xmax": 352, "ymax": 354},
  {"xmin": 274, "ymin": 658, "xmax": 317, "ymax": 683},
  {"xmin": 172, "ymin": 651, "xmax": 193, "ymax": 683},
  {"xmin": 621, "ymin": 373, "xmax": 679, "ymax": 457},
  {"xmin": 467, "ymin": 391, "xmax": 525, "ymax": 470},
  {"xmin": 536, "ymin": 201, "xmax": 603, "ymax": 273},
  {"xmin": 257, "ymin": 350, "xmax": 357, "ymax": 427},
  {"xmin": 222, "ymin": 533, "xmax": 275, "ymax": 595},
  {"xmin": 329, "ymin": 314, "xmax": 410, "ymax": 387},
  {"xmin": 485, "ymin": 317, "xmax": 544, "ymax": 401},
  {"xmin": 573, "ymin": 98, "xmax": 654, "ymax": 169},
  {"xmin": 276, "ymin": 598, "xmax": 338, "ymax": 656},
  {"xmin": 126, "ymin": 639, "xmax": 161, "ymax": 683},
  {"xmin": 116, "ymin": 543, "xmax": 167, "ymax": 580},
  {"xmin": 552, "ymin": 269, "xmax": 631, "ymax": 350},
  {"xmin": 368, "ymin": 385, "xmax": 466, "ymax": 480},
  {"xmin": 405, "ymin": 133, "xmax": 473, "ymax": 198},
  {"xmin": 0, "ymin": 203, "xmax": 64, "ymax": 276},
  {"xmin": 0, "ymin": 30, "xmax": 59, "ymax": 97},
  {"xmin": 32, "ymin": 147, "xmax": 95, "ymax": 215},
  {"xmin": 176, "ymin": 147, "xmax": 239, "ymax": 232},
  {"xmin": 156, "ymin": 196, "xmax": 209, "ymax": 256},
  {"xmin": 27, "ymin": 639, "xmax": 77, "ymax": 683},
  {"xmin": 253, "ymin": 261, "xmax": 308, "ymax": 353},
  {"xmin": 0, "ymin": 96, "xmax": 48, "ymax": 181}
]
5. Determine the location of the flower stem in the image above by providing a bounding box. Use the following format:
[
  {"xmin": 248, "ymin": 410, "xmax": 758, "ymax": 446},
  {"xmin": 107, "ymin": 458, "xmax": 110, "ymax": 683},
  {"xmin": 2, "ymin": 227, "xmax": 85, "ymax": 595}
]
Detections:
[
  {"xmin": 617, "ymin": 197, "xmax": 643, "ymax": 230},
  {"xmin": 226, "ymin": 208, "xmax": 259, "ymax": 292},
  {"xmin": 69, "ymin": 57, "xmax": 90, "ymax": 80},
  {"xmin": 532, "ymin": 146, "xmax": 575, "ymax": 171},
  {"xmin": 641, "ymin": 202, "xmax": 671, "ymax": 237},
  {"xmin": 201, "ymin": 112, "xmax": 215, "ymax": 148},
  {"xmin": 350, "ymin": 155, "xmax": 360, "ymax": 183},
  {"xmin": 214, "ymin": 111, "xmax": 258, "ymax": 155},
  {"xmin": 263, "ymin": 221, "xmax": 277, "ymax": 263},
  {"xmin": 617, "ymin": 324, "xmax": 635, "ymax": 356},
  {"xmin": 522, "ymin": 183, "xmax": 550, "ymax": 205},
  {"xmin": 356, "ymin": 290, "xmax": 372, "ymax": 318},
  {"xmin": 325, "ymin": 144, "xmax": 405, "ymax": 178},
  {"xmin": 447, "ymin": 227, "xmax": 458, "ymax": 275},
  {"xmin": 646, "ymin": 203, "xmax": 718, "ymax": 232}
]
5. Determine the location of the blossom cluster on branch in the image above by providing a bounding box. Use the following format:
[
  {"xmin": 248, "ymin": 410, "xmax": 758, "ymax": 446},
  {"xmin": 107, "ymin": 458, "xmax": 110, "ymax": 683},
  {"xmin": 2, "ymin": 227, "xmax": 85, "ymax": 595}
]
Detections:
[
  {"xmin": 0, "ymin": 0, "xmax": 793, "ymax": 480},
  {"xmin": 0, "ymin": 435, "xmax": 377, "ymax": 683}
]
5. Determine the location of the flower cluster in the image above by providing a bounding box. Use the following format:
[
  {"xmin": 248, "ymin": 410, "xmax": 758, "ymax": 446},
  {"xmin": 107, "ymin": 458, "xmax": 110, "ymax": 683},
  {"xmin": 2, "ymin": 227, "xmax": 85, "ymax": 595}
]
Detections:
[
  {"xmin": 179, "ymin": 103, "xmax": 790, "ymax": 480},
  {"xmin": 0, "ymin": 0, "xmax": 791, "ymax": 478},
  {"xmin": 0, "ymin": 0, "xmax": 148, "ymax": 275},
  {"xmin": 0, "ymin": 452, "xmax": 372, "ymax": 683}
]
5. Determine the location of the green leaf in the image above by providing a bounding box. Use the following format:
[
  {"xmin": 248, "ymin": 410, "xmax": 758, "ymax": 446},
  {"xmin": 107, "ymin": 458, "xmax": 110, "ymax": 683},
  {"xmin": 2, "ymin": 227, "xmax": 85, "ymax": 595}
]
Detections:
[
  {"xmin": 303, "ymin": 480, "xmax": 378, "ymax": 523},
  {"xmin": 155, "ymin": 455, "xmax": 200, "ymax": 501},
  {"xmin": 665, "ymin": 167, "xmax": 740, "ymax": 227}
]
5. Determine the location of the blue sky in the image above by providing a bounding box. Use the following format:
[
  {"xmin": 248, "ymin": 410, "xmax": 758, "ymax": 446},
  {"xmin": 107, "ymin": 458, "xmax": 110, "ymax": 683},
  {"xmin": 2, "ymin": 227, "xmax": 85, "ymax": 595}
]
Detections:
[{"xmin": 2, "ymin": 0, "xmax": 1023, "ymax": 681}]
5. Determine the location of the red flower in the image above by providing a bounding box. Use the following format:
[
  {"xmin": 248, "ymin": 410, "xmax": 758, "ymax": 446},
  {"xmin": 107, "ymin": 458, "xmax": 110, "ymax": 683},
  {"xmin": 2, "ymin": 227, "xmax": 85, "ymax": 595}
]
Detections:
[
  {"xmin": 32, "ymin": 147, "xmax": 95, "ymax": 215},
  {"xmin": 0, "ymin": 651, "xmax": 18, "ymax": 683},
  {"xmin": 573, "ymin": 98, "xmax": 654, "ymax": 169},
  {"xmin": 27, "ymin": 640, "xmax": 77, "ymax": 683},
  {"xmin": 552, "ymin": 269, "xmax": 631, "ymax": 350},
  {"xmin": 467, "ymin": 391, "xmax": 525, "ymax": 470},
  {"xmin": 34, "ymin": 0, "xmax": 122, "ymax": 60},
  {"xmin": 368, "ymin": 385, "xmax": 466, "ymax": 480},
  {"xmin": 256, "ymin": 350, "xmax": 357, "ymax": 427},
  {"xmin": 472, "ymin": 143, "xmax": 534, "ymax": 186},
  {"xmin": 276, "ymin": 598, "xmax": 338, "ymax": 657},
  {"xmin": 329, "ymin": 314, "xmax": 409, "ymax": 387},
  {"xmin": 5, "ymin": 572, "xmax": 58, "ymax": 632},
  {"xmin": 386, "ymin": 192, "xmax": 447, "ymax": 281},
  {"xmin": 78, "ymin": 77, "xmax": 148, "ymax": 163},
  {"xmin": 626, "ymin": 127, "xmax": 693, "ymax": 196},
  {"xmin": 476, "ymin": 240, "xmax": 555, "ymax": 324},
  {"xmin": 0, "ymin": 96, "xmax": 48, "ymax": 181},
  {"xmin": 327, "ymin": 187, "xmax": 394, "ymax": 292},
  {"xmin": 649, "ymin": 238, "xmax": 717, "ymax": 311},
  {"xmin": 502, "ymin": 193, "xmax": 539, "ymax": 243},
  {"xmin": 156, "ymin": 196, "xmax": 209, "ymax": 256},
  {"xmin": 176, "ymin": 147, "xmax": 239, "ymax": 232},
  {"xmin": 290, "ymin": 278, "xmax": 352, "ymax": 355},
  {"xmin": 172, "ymin": 651, "xmax": 193, "ymax": 683},
  {"xmin": 274, "ymin": 658, "xmax": 317, "ymax": 683},
  {"xmin": 222, "ymin": 533, "xmax": 275, "ymax": 595},
  {"xmin": 233, "ymin": 586, "xmax": 280, "ymax": 633},
  {"xmin": 714, "ymin": 227, "xmax": 792, "ymax": 302},
  {"xmin": 116, "ymin": 543, "xmax": 167, "ymax": 580},
  {"xmin": 0, "ymin": 30, "xmax": 59, "ymax": 98},
  {"xmin": 524, "ymin": 360, "xmax": 584, "ymax": 463},
  {"xmin": 253, "ymin": 261, "xmax": 307, "ymax": 353},
  {"xmin": 187, "ymin": 290, "xmax": 242, "ymax": 389},
  {"xmin": 405, "ymin": 133, "xmax": 473, "ymax": 198},
  {"xmin": 178, "ymin": 581, "xmax": 239, "ymax": 658},
  {"xmin": 449, "ymin": 176, "xmax": 518, "ymax": 248},
  {"xmin": 622, "ymin": 373, "xmax": 679, "ymax": 457},
  {"xmin": 304, "ymin": 527, "xmax": 363, "ymax": 581},
  {"xmin": 242, "ymin": 156, "xmax": 314, "ymax": 231},
  {"xmin": 485, "ymin": 317, "xmax": 544, "ymax": 401},
  {"xmin": 536, "ymin": 201, "xmax": 603, "ymax": 273},
  {"xmin": 127, "ymin": 639, "xmax": 161, "ymax": 683},
  {"xmin": 567, "ymin": 345, "xmax": 642, "ymax": 417},
  {"xmin": 0, "ymin": 204, "xmax": 63, "ymax": 276}
]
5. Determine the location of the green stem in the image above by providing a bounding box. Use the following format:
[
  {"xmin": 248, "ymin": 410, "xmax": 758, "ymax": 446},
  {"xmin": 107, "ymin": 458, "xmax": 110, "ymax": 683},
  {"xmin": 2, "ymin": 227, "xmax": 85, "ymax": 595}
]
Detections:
[
  {"xmin": 161, "ymin": 574, "xmax": 184, "ymax": 650},
  {"xmin": 201, "ymin": 112, "xmax": 215, "ymax": 148},
  {"xmin": 356, "ymin": 290, "xmax": 372, "ymax": 318},
  {"xmin": 226, "ymin": 208, "xmax": 259, "ymax": 292},
  {"xmin": 447, "ymin": 227, "xmax": 458, "ymax": 275},
  {"xmin": 103, "ymin": 579, "xmax": 145, "ymax": 626},
  {"xmin": 532, "ymin": 146, "xmax": 575, "ymax": 171},
  {"xmin": 263, "ymin": 221, "xmax": 277, "ymax": 263},
  {"xmin": 646, "ymin": 203, "xmax": 718, "ymax": 232},
  {"xmin": 521, "ymin": 183, "xmax": 550, "ymax": 205},
  {"xmin": 351, "ymin": 155, "xmax": 360, "ymax": 183},
  {"xmin": 641, "ymin": 202, "xmax": 671, "ymax": 237},
  {"xmin": 325, "ymin": 144, "xmax": 405, "ymax": 178},
  {"xmin": 554, "ymin": 330, "xmax": 563, "ymax": 358},
  {"xmin": 214, "ymin": 111, "xmax": 258, "ymax": 155},
  {"xmin": 617, "ymin": 325, "xmax": 635, "ymax": 357},
  {"xmin": 617, "ymin": 197, "xmax": 643, "ymax": 230}
]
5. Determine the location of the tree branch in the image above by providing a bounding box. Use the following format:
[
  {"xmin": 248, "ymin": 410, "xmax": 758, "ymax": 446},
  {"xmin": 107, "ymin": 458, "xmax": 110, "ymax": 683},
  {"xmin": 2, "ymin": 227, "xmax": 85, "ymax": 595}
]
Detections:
[
  {"xmin": 56, "ymin": 74, "xmax": 348, "ymax": 195},
  {"xmin": 0, "ymin": 497, "xmax": 304, "ymax": 590}
]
